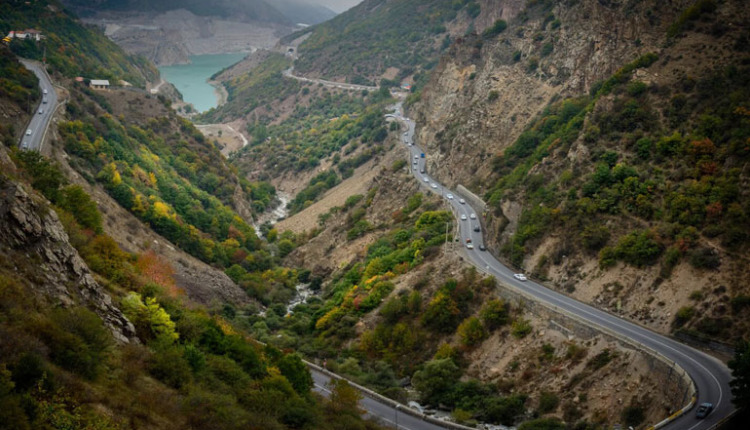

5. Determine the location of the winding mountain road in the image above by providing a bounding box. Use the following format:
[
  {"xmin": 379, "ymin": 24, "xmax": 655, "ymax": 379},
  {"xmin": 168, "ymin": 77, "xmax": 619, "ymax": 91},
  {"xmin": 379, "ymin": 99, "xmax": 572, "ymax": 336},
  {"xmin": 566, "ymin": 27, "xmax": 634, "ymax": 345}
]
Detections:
[
  {"xmin": 278, "ymin": 63, "xmax": 736, "ymax": 429},
  {"xmin": 393, "ymin": 105, "xmax": 735, "ymax": 430},
  {"xmin": 282, "ymin": 65, "xmax": 378, "ymax": 92},
  {"xmin": 18, "ymin": 59, "xmax": 58, "ymax": 152}
]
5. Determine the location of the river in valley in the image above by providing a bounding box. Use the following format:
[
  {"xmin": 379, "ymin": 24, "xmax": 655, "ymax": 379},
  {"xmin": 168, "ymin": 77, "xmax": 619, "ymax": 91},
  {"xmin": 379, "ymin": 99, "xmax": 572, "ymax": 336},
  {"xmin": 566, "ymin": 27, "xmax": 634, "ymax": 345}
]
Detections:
[{"xmin": 158, "ymin": 52, "xmax": 247, "ymax": 112}]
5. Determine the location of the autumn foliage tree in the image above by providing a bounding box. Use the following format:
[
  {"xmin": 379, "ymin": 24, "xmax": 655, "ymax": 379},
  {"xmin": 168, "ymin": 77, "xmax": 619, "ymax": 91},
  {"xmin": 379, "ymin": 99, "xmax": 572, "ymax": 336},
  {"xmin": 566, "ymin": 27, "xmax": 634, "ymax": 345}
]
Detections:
[{"xmin": 135, "ymin": 250, "xmax": 180, "ymax": 296}]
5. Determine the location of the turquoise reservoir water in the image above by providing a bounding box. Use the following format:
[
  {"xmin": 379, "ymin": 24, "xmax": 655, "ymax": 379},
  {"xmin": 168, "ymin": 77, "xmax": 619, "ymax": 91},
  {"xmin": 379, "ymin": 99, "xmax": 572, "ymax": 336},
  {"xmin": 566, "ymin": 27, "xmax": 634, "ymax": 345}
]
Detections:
[{"xmin": 158, "ymin": 52, "xmax": 247, "ymax": 113}]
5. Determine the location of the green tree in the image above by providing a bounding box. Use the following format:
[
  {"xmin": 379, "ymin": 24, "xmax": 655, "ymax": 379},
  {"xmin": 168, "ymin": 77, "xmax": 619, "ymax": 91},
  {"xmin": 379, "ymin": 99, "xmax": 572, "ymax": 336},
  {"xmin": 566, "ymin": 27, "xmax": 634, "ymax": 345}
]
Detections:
[
  {"xmin": 327, "ymin": 379, "xmax": 363, "ymax": 415},
  {"xmin": 412, "ymin": 358, "xmax": 460, "ymax": 406},
  {"xmin": 277, "ymin": 353, "xmax": 313, "ymax": 395},
  {"xmin": 121, "ymin": 292, "xmax": 179, "ymax": 342},
  {"xmin": 729, "ymin": 340, "xmax": 750, "ymax": 409},
  {"xmin": 59, "ymin": 185, "xmax": 103, "ymax": 233}
]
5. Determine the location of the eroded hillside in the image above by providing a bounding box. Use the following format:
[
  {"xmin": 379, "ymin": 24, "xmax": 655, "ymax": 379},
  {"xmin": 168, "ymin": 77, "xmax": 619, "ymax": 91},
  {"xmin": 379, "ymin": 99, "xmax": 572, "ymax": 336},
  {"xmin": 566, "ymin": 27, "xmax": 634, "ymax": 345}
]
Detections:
[{"xmin": 413, "ymin": 0, "xmax": 750, "ymax": 343}]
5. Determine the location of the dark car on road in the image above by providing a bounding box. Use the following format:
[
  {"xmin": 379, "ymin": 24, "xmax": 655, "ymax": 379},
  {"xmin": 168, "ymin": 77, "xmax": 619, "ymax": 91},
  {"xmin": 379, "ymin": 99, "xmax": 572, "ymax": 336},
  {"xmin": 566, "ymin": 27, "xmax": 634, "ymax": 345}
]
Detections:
[{"xmin": 695, "ymin": 402, "xmax": 713, "ymax": 419}]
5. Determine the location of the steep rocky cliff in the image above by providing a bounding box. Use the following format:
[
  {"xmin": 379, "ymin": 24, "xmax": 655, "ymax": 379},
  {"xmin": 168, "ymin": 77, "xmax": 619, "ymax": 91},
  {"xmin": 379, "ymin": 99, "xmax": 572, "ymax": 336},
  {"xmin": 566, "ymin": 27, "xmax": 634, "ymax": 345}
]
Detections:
[{"xmin": 0, "ymin": 153, "xmax": 137, "ymax": 343}]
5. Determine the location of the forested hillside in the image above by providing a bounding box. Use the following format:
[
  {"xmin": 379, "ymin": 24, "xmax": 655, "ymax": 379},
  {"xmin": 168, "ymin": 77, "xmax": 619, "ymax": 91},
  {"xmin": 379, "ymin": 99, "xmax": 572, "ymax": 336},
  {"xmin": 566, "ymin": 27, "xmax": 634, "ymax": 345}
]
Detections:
[
  {"xmin": 0, "ymin": 0, "xmax": 156, "ymax": 85},
  {"xmin": 289, "ymin": 0, "xmax": 481, "ymax": 84},
  {"xmin": 0, "ymin": 45, "xmax": 40, "ymax": 146},
  {"xmin": 0, "ymin": 3, "xmax": 384, "ymax": 429}
]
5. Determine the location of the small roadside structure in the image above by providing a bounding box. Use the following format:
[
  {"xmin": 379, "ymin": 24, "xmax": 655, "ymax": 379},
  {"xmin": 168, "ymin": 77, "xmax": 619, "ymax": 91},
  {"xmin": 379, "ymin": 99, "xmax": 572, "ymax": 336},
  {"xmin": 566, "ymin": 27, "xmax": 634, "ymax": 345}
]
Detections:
[
  {"xmin": 6, "ymin": 29, "xmax": 45, "ymax": 41},
  {"xmin": 89, "ymin": 79, "xmax": 110, "ymax": 90}
]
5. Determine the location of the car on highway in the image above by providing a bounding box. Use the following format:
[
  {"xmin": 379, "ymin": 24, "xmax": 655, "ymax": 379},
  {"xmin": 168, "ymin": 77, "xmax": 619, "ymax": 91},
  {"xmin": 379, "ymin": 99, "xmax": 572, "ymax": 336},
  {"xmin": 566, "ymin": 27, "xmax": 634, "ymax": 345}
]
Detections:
[
  {"xmin": 38, "ymin": 108, "xmax": 44, "ymax": 114},
  {"xmin": 478, "ymin": 244, "xmax": 486, "ymax": 251},
  {"xmin": 22, "ymin": 141, "xmax": 28, "ymax": 149},
  {"xmin": 430, "ymin": 183, "xmax": 438, "ymax": 189},
  {"xmin": 466, "ymin": 243, "xmax": 474, "ymax": 250},
  {"xmin": 423, "ymin": 177, "xmax": 429, "ymax": 182},
  {"xmin": 446, "ymin": 193, "xmax": 453, "ymax": 199},
  {"xmin": 459, "ymin": 198, "xmax": 466, "ymax": 204},
  {"xmin": 413, "ymin": 160, "xmax": 418, "ymax": 165},
  {"xmin": 473, "ymin": 225, "xmax": 480, "ymax": 232},
  {"xmin": 414, "ymin": 155, "xmax": 418, "ymax": 159},
  {"xmin": 26, "ymin": 129, "xmax": 32, "ymax": 136},
  {"xmin": 470, "ymin": 213, "xmax": 477, "ymax": 219},
  {"xmin": 513, "ymin": 273, "xmax": 528, "ymax": 281},
  {"xmin": 43, "ymin": 88, "xmax": 48, "ymax": 95},
  {"xmin": 695, "ymin": 402, "xmax": 713, "ymax": 419},
  {"xmin": 460, "ymin": 214, "xmax": 467, "ymax": 220},
  {"xmin": 465, "ymin": 238, "xmax": 472, "ymax": 244}
]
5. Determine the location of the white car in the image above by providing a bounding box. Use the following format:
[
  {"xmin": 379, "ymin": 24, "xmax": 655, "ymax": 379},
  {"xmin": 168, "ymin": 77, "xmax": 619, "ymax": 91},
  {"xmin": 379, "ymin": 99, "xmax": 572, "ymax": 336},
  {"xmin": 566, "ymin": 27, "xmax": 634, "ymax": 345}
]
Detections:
[
  {"xmin": 459, "ymin": 198, "xmax": 466, "ymax": 204},
  {"xmin": 470, "ymin": 213, "xmax": 477, "ymax": 219},
  {"xmin": 26, "ymin": 129, "xmax": 32, "ymax": 136},
  {"xmin": 423, "ymin": 177, "xmax": 429, "ymax": 182},
  {"xmin": 413, "ymin": 160, "xmax": 418, "ymax": 165},
  {"xmin": 460, "ymin": 214, "xmax": 467, "ymax": 220},
  {"xmin": 466, "ymin": 243, "xmax": 474, "ymax": 250},
  {"xmin": 513, "ymin": 273, "xmax": 528, "ymax": 282},
  {"xmin": 414, "ymin": 154, "xmax": 419, "ymax": 159},
  {"xmin": 38, "ymin": 108, "xmax": 44, "ymax": 114},
  {"xmin": 446, "ymin": 193, "xmax": 454, "ymax": 199},
  {"xmin": 22, "ymin": 141, "xmax": 28, "ymax": 149},
  {"xmin": 430, "ymin": 183, "xmax": 438, "ymax": 189}
]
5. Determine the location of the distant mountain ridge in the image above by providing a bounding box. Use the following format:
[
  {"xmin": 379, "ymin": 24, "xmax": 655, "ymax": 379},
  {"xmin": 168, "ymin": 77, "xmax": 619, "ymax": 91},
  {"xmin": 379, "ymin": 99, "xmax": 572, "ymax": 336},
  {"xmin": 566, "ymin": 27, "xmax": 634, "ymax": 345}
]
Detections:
[{"xmin": 62, "ymin": 0, "xmax": 337, "ymax": 26}]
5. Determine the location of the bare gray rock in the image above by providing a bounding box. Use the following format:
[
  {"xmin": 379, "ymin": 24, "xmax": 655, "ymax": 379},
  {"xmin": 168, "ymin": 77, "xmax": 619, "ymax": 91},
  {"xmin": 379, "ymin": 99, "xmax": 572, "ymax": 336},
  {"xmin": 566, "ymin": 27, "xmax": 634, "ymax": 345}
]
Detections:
[{"xmin": 0, "ymin": 177, "xmax": 138, "ymax": 344}]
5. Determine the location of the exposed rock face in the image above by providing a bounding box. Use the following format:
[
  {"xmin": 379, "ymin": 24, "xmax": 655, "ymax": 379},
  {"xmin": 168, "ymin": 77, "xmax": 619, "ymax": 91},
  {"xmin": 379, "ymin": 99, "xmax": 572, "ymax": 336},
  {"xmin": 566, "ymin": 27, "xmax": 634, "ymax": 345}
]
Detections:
[
  {"xmin": 0, "ymin": 176, "xmax": 137, "ymax": 344},
  {"xmin": 415, "ymin": 0, "xmax": 691, "ymax": 193},
  {"xmin": 83, "ymin": 9, "xmax": 292, "ymax": 66}
]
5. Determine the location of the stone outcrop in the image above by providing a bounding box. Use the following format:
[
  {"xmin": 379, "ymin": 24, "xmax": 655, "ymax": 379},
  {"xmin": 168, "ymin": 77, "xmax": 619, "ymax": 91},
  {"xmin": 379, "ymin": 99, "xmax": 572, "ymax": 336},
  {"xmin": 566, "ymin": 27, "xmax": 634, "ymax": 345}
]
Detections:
[{"xmin": 0, "ymin": 175, "xmax": 137, "ymax": 344}]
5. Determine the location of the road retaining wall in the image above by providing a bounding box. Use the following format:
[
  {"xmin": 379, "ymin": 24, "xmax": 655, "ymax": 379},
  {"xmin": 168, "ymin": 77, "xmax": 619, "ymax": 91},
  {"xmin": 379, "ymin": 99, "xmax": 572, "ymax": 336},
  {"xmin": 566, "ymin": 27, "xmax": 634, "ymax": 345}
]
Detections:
[
  {"xmin": 456, "ymin": 185, "xmax": 487, "ymax": 214},
  {"xmin": 471, "ymin": 264, "xmax": 696, "ymax": 429}
]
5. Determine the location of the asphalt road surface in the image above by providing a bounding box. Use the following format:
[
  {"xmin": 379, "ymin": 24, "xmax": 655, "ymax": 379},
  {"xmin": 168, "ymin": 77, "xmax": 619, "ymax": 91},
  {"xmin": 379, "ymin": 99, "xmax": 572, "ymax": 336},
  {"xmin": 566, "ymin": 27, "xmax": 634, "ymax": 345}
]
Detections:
[
  {"xmin": 392, "ymin": 104, "xmax": 735, "ymax": 430},
  {"xmin": 311, "ymin": 369, "xmax": 454, "ymax": 430},
  {"xmin": 18, "ymin": 59, "xmax": 58, "ymax": 152}
]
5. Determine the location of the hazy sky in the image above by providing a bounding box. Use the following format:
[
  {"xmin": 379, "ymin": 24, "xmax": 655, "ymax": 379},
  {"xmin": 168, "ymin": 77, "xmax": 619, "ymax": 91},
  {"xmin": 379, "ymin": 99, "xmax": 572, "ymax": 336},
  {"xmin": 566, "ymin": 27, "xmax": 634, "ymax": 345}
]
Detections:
[{"xmin": 311, "ymin": 0, "xmax": 362, "ymax": 13}]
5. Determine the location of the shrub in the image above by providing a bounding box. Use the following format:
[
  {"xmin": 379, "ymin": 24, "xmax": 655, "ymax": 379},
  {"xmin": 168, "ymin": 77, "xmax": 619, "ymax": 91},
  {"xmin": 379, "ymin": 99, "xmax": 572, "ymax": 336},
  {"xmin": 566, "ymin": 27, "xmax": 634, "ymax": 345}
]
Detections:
[
  {"xmin": 537, "ymin": 391, "xmax": 560, "ymax": 414},
  {"xmin": 483, "ymin": 20, "xmax": 508, "ymax": 38},
  {"xmin": 540, "ymin": 43, "xmax": 554, "ymax": 57},
  {"xmin": 613, "ymin": 230, "xmax": 663, "ymax": 267},
  {"xmin": 480, "ymin": 298, "xmax": 510, "ymax": 330},
  {"xmin": 621, "ymin": 403, "xmax": 645, "ymax": 427},
  {"xmin": 586, "ymin": 349, "xmax": 614, "ymax": 370},
  {"xmin": 688, "ymin": 247, "xmax": 720, "ymax": 269},
  {"xmin": 518, "ymin": 417, "xmax": 565, "ymax": 430},
  {"xmin": 41, "ymin": 308, "xmax": 112, "ymax": 380},
  {"xmin": 457, "ymin": 317, "xmax": 487, "ymax": 347},
  {"xmin": 511, "ymin": 319, "xmax": 532, "ymax": 339},
  {"xmin": 488, "ymin": 90, "xmax": 499, "ymax": 101},
  {"xmin": 674, "ymin": 306, "xmax": 695, "ymax": 327}
]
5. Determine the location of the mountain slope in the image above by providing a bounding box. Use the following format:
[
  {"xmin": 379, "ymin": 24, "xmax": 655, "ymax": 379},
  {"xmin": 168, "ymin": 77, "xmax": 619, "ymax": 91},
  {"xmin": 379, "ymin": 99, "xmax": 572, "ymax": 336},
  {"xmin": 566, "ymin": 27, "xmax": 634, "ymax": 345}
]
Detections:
[
  {"xmin": 62, "ymin": 0, "xmax": 291, "ymax": 24},
  {"xmin": 289, "ymin": 0, "xmax": 480, "ymax": 83},
  {"xmin": 412, "ymin": 0, "xmax": 750, "ymax": 343},
  {"xmin": 0, "ymin": 0, "xmax": 156, "ymax": 85}
]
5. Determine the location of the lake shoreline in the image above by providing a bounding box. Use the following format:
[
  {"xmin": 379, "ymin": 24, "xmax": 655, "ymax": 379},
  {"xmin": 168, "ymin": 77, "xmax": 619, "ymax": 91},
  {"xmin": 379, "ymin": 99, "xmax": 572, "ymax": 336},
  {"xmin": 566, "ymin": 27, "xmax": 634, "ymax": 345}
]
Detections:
[
  {"xmin": 157, "ymin": 52, "xmax": 245, "ymax": 113},
  {"xmin": 209, "ymin": 80, "xmax": 228, "ymax": 107}
]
